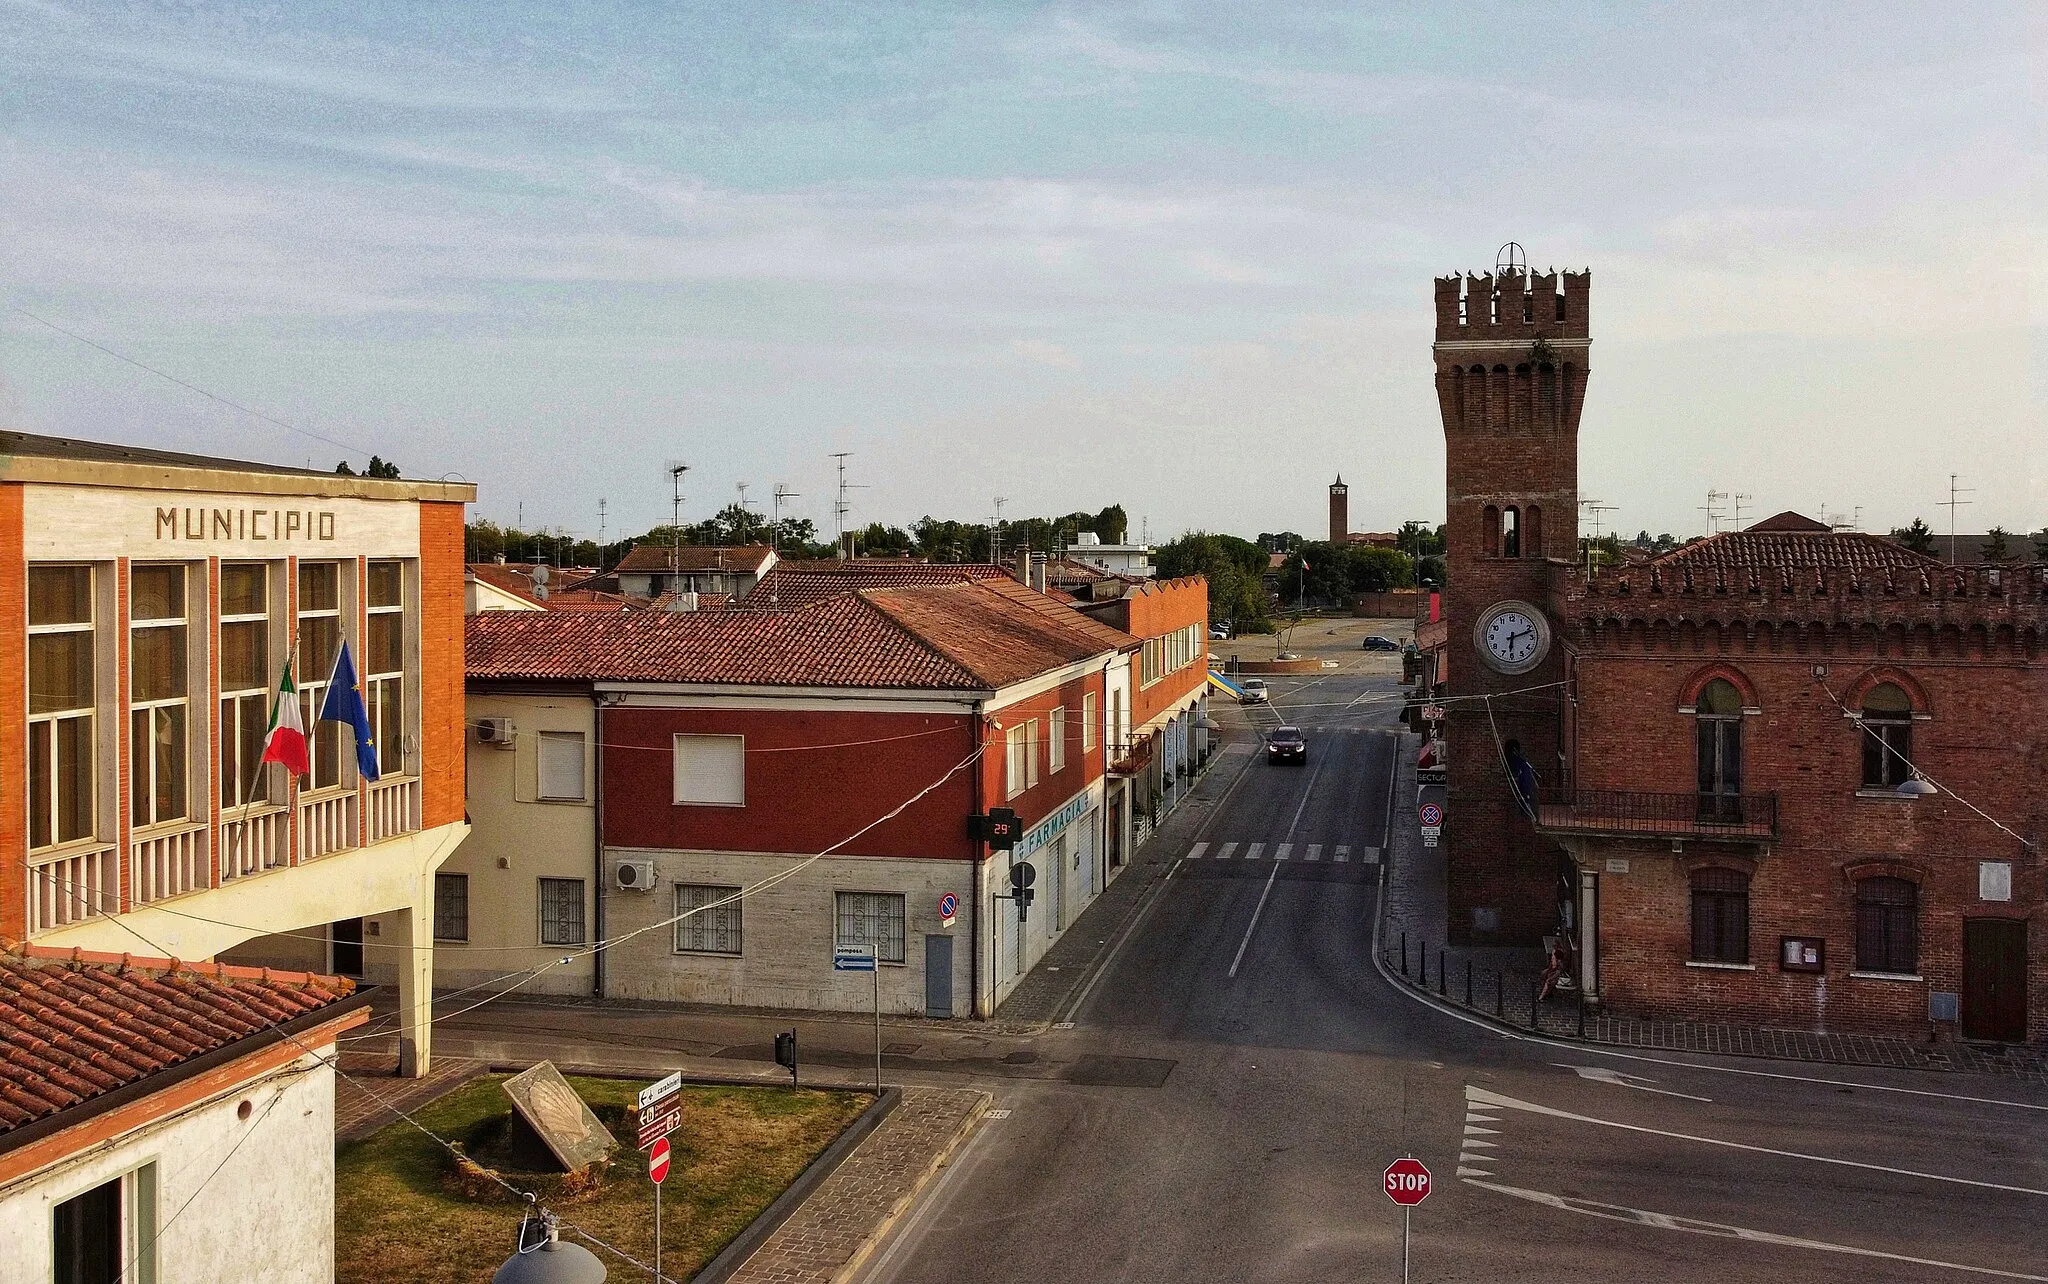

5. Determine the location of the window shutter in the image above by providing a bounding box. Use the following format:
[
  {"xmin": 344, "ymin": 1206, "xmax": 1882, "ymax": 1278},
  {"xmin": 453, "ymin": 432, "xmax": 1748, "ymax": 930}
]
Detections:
[
  {"xmin": 673, "ymin": 734, "xmax": 745, "ymax": 805},
  {"xmin": 538, "ymin": 732, "xmax": 586, "ymax": 801}
]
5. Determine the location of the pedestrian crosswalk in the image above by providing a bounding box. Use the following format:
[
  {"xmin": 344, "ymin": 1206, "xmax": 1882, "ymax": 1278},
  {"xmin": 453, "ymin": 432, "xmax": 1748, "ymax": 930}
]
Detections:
[{"xmin": 1183, "ymin": 840, "xmax": 1378, "ymax": 864}]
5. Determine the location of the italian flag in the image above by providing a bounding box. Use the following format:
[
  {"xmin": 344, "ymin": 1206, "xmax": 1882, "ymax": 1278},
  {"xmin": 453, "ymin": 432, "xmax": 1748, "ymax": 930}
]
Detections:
[{"xmin": 260, "ymin": 660, "xmax": 310, "ymax": 777}]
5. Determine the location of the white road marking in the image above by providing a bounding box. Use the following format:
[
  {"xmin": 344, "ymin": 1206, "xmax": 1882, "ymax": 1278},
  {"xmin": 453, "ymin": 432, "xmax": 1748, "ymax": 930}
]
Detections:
[
  {"xmin": 1305, "ymin": 844, "xmax": 1322, "ymax": 862},
  {"xmin": 1466, "ymin": 1085, "xmax": 2048, "ymax": 1197},
  {"xmin": 1465, "ymin": 1176, "xmax": 2048, "ymax": 1281},
  {"xmin": 1245, "ymin": 842, "xmax": 1264, "ymax": 861},
  {"xmin": 984, "ymin": 1109, "xmax": 1013, "ymax": 1119},
  {"xmin": 1333, "ymin": 846, "xmax": 1350, "ymax": 863},
  {"xmin": 1228, "ymin": 863, "xmax": 1282, "ymax": 980},
  {"xmin": 1274, "ymin": 843, "xmax": 1291, "ymax": 861},
  {"xmin": 1187, "ymin": 842, "xmax": 1208, "ymax": 860},
  {"xmin": 1360, "ymin": 846, "xmax": 1380, "ymax": 864},
  {"xmin": 1218, "ymin": 842, "xmax": 1238, "ymax": 860},
  {"xmin": 1557, "ymin": 1064, "xmax": 1712, "ymax": 1101}
]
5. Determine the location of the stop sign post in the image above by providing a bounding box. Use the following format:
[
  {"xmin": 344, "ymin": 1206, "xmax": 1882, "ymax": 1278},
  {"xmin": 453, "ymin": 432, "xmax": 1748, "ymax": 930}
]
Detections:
[{"xmin": 1383, "ymin": 1157, "xmax": 1431, "ymax": 1283}]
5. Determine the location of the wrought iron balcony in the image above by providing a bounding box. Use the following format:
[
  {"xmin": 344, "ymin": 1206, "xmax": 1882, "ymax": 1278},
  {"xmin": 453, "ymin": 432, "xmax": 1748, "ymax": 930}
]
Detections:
[
  {"xmin": 1107, "ymin": 733, "xmax": 1154, "ymax": 777},
  {"xmin": 1534, "ymin": 786, "xmax": 1777, "ymax": 842}
]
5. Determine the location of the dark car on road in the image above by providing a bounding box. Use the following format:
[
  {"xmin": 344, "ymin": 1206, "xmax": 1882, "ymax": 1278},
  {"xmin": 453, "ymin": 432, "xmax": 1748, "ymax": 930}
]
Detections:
[
  {"xmin": 1266, "ymin": 726, "xmax": 1307, "ymax": 763},
  {"xmin": 1360, "ymin": 635, "xmax": 1399, "ymax": 651}
]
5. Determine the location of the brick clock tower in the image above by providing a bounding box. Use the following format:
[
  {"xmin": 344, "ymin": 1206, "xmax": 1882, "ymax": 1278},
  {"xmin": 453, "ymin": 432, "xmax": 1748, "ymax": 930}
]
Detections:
[
  {"xmin": 1328, "ymin": 476, "xmax": 1348, "ymax": 544},
  {"xmin": 1432, "ymin": 250, "xmax": 1590, "ymax": 944}
]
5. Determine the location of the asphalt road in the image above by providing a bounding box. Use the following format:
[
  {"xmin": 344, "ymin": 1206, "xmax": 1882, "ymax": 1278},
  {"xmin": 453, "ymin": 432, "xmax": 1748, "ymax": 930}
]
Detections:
[{"xmin": 854, "ymin": 671, "xmax": 2048, "ymax": 1284}]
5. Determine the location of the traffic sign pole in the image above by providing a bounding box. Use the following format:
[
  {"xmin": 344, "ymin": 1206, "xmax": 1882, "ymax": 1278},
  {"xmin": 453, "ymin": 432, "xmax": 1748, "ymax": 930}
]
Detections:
[
  {"xmin": 647, "ymin": 1136, "xmax": 673, "ymax": 1283},
  {"xmin": 1382, "ymin": 1155, "xmax": 1431, "ymax": 1284}
]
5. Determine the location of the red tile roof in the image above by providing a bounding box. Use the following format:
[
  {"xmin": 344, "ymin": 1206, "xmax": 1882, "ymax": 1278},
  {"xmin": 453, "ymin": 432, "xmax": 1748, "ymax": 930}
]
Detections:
[
  {"xmin": 0, "ymin": 946, "xmax": 358, "ymax": 1138},
  {"xmin": 747, "ymin": 561, "xmax": 1012, "ymax": 609},
  {"xmin": 1745, "ymin": 510, "xmax": 1832, "ymax": 533},
  {"xmin": 1643, "ymin": 516, "xmax": 1943, "ymax": 586},
  {"xmin": 466, "ymin": 580, "xmax": 1135, "ymax": 691},
  {"xmin": 471, "ymin": 564, "xmax": 633, "ymax": 612},
  {"xmin": 613, "ymin": 544, "xmax": 777, "ymax": 575}
]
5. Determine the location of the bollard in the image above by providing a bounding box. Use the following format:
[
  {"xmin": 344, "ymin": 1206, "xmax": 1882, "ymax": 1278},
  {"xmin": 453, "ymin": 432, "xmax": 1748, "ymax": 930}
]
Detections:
[
  {"xmin": 1465, "ymin": 959, "xmax": 1473, "ymax": 1007},
  {"xmin": 1577, "ymin": 991, "xmax": 1586, "ymax": 1038},
  {"xmin": 1529, "ymin": 976, "xmax": 1541, "ymax": 1033},
  {"xmin": 1494, "ymin": 971, "xmax": 1503, "ymax": 1018},
  {"xmin": 1401, "ymin": 932, "xmax": 1409, "ymax": 978},
  {"xmin": 1437, "ymin": 949, "xmax": 1446, "ymax": 996}
]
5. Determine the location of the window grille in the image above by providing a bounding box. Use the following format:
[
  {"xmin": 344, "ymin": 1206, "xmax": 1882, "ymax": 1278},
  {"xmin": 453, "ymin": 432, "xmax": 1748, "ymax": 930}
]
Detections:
[
  {"xmin": 835, "ymin": 890, "xmax": 905, "ymax": 963},
  {"xmin": 433, "ymin": 872, "xmax": 469, "ymax": 941},
  {"xmin": 1690, "ymin": 867, "xmax": 1750, "ymax": 964},
  {"xmin": 538, "ymin": 877, "xmax": 586, "ymax": 945},
  {"xmin": 675, "ymin": 884, "xmax": 742, "ymax": 955}
]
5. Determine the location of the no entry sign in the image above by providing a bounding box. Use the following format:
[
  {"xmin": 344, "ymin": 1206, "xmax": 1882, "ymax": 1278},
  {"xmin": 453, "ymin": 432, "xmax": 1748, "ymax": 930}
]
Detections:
[
  {"xmin": 648, "ymin": 1136, "xmax": 671, "ymax": 1185},
  {"xmin": 1383, "ymin": 1157, "xmax": 1431, "ymax": 1206},
  {"xmin": 1418, "ymin": 803, "xmax": 1443, "ymax": 827}
]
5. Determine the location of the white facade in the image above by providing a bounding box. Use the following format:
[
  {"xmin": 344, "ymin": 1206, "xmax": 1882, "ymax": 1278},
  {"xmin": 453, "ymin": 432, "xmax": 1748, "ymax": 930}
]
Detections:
[
  {"xmin": 1068, "ymin": 533, "xmax": 1154, "ymax": 579},
  {"xmin": 0, "ymin": 1049, "xmax": 339, "ymax": 1284}
]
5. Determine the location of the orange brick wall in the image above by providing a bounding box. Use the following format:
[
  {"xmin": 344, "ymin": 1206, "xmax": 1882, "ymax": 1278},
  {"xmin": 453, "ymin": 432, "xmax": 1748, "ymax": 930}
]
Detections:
[
  {"xmin": 0, "ymin": 484, "xmax": 23, "ymax": 940},
  {"xmin": 418, "ymin": 502, "xmax": 467, "ymax": 830},
  {"xmin": 1124, "ymin": 576, "xmax": 1209, "ymax": 729}
]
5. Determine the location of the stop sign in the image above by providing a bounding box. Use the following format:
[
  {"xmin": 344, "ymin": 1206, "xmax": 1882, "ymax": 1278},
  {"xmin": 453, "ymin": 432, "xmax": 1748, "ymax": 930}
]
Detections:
[
  {"xmin": 648, "ymin": 1136, "xmax": 671, "ymax": 1185},
  {"xmin": 1383, "ymin": 1157, "xmax": 1431, "ymax": 1206}
]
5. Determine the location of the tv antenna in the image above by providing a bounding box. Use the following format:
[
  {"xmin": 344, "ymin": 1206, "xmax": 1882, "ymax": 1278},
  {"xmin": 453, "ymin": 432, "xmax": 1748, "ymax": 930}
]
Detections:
[
  {"xmin": 666, "ymin": 461, "xmax": 690, "ymax": 586},
  {"xmin": 772, "ymin": 484, "xmax": 799, "ymax": 550},
  {"xmin": 735, "ymin": 482, "xmax": 758, "ymax": 542},
  {"xmin": 991, "ymin": 497, "xmax": 1009, "ymax": 566},
  {"xmin": 830, "ymin": 452, "xmax": 867, "ymax": 557},
  {"xmin": 1937, "ymin": 473, "xmax": 1974, "ymax": 565},
  {"xmin": 1698, "ymin": 488, "xmax": 1727, "ymax": 536},
  {"xmin": 597, "ymin": 497, "xmax": 607, "ymax": 559},
  {"xmin": 1731, "ymin": 492, "xmax": 1753, "ymax": 529},
  {"xmin": 1580, "ymin": 497, "xmax": 1616, "ymax": 541}
]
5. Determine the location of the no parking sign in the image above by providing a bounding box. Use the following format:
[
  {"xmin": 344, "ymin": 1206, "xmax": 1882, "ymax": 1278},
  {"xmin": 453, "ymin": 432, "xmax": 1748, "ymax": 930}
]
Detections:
[{"xmin": 938, "ymin": 892, "xmax": 958, "ymax": 928}]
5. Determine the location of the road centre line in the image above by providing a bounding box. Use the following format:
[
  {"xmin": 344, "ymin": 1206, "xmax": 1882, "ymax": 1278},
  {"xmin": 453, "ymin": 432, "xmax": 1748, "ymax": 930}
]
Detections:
[
  {"xmin": 1228, "ymin": 864, "xmax": 1280, "ymax": 980},
  {"xmin": 1466, "ymin": 1085, "xmax": 2048, "ymax": 1197},
  {"xmin": 1465, "ymin": 1176, "xmax": 2047, "ymax": 1281}
]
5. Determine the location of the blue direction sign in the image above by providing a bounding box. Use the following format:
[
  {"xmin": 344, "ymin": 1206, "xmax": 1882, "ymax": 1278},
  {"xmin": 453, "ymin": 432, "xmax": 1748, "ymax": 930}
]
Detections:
[{"xmin": 833, "ymin": 944, "xmax": 877, "ymax": 972}]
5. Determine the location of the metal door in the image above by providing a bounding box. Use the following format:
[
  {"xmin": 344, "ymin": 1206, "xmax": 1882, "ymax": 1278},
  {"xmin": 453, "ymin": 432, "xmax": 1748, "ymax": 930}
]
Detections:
[
  {"xmin": 1962, "ymin": 919, "xmax": 2027, "ymax": 1041},
  {"xmin": 924, "ymin": 935, "xmax": 954, "ymax": 1018}
]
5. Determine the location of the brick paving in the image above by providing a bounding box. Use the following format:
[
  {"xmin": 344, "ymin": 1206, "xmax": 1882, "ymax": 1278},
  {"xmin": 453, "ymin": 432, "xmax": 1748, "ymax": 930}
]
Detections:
[
  {"xmin": 725, "ymin": 1087, "xmax": 988, "ymax": 1284},
  {"xmin": 332, "ymin": 1050, "xmax": 489, "ymax": 1142},
  {"xmin": 1377, "ymin": 729, "xmax": 2048, "ymax": 1085}
]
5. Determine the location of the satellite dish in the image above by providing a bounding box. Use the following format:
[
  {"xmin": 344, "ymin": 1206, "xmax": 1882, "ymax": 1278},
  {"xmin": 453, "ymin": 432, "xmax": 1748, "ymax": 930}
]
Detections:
[
  {"xmin": 531, "ymin": 564, "xmax": 551, "ymax": 586},
  {"xmin": 534, "ymin": 583, "xmax": 550, "ymax": 601}
]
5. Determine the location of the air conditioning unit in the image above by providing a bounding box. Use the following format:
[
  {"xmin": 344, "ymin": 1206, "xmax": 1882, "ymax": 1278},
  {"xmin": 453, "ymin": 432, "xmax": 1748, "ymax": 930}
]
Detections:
[
  {"xmin": 475, "ymin": 717, "xmax": 516, "ymax": 747},
  {"xmin": 614, "ymin": 859, "xmax": 657, "ymax": 892}
]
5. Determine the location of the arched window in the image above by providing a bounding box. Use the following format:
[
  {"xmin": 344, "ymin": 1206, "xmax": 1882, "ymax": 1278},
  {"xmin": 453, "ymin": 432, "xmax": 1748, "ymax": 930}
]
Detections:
[
  {"xmin": 1860, "ymin": 682, "xmax": 1913, "ymax": 789},
  {"xmin": 1502, "ymin": 506, "xmax": 1521, "ymax": 558},
  {"xmin": 1482, "ymin": 505, "xmax": 1501, "ymax": 557},
  {"xmin": 1855, "ymin": 877, "xmax": 1918, "ymax": 975},
  {"xmin": 1524, "ymin": 504, "xmax": 1543, "ymax": 558},
  {"xmin": 1695, "ymin": 678, "xmax": 1744, "ymax": 822},
  {"xmin": 1690, "ymin": 867, "xmax": 1749, "ymax": 964}
]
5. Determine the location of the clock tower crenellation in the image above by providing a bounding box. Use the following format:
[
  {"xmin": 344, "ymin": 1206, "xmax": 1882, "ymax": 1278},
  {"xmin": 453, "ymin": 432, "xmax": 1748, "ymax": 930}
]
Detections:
[{"xmin": 1433, "ymin": 253, "xmax": 1588, "ymax": 944}]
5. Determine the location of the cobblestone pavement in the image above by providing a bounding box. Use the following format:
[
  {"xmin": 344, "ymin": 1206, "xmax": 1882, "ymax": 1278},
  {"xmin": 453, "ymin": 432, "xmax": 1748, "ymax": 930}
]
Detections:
[
  {"xmin": 992, "ymin": 741, "xmax": 1249, "ymax": 1028},
  {"xmin": 725, "ymin": 1087, "xmax": 987, "ymax": 1284},
  {"xmin": 332, "ymin": 1050, "xmax": 489, "ymax": 1141},
  {"xmin": 1377, "ymin": 730, "xmax": 2048, "ymax": 1085}
]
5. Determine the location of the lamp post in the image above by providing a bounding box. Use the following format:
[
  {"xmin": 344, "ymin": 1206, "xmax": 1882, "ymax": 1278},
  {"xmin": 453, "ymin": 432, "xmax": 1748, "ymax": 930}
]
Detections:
[{"xmin": 494, "ymin": 1213, "xmax": 606, "ymax": 1284}]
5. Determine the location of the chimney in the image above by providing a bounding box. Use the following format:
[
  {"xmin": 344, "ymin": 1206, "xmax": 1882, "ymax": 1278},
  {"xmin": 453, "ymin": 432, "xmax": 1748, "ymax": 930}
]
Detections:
[
  {"xmin": 1031, "ymin": 553, "xmax": 1047, "ymax": 595},
  {"xmin": 665, "ymin": 591, "xmax": 699, "ymax": 613},
  {"xmin": 1015, "ymin": 545, "xmax": 1032, "ymax": 587}
]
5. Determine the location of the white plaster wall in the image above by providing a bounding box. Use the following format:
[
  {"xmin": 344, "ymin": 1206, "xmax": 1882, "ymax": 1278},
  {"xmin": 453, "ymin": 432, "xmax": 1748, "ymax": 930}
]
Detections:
[
  {"xmin": 423, "ymin": 693, "xmax": 599, "ymax": 998},
  {"xmin": 0, "ymin": 1052, "xmax": 336, "ymax": 1284}
]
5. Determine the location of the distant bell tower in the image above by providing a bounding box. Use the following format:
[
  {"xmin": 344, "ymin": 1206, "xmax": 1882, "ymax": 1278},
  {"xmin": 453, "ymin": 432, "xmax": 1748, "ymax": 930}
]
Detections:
[
  {"xmin": 1328, "ymin": 476, "xmax": 1348, "ymax": 544},
  {"xmin": 1433, "ymin": 244, "xmax": 1590, "ymax": 945}
]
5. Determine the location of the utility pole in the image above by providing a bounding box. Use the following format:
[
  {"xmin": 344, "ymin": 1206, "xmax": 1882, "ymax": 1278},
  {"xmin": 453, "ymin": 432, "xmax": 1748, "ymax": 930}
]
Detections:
[
  {"xmin": 597, "ymin": 497, "xmax": 608, "ymax": 570},
  {"xmin": 991, "ymin": 497, "xmax": 1008, "ymax": 568},
  {"xmin": 1937, "ymin": 473, "xmax": 1974, "ymax": 565},
  {"xmin": 668, "ymin": 462, "xmax": 689, "ymax": 592},
  {"xmin": 830, "ymin": 453, "xmax": 867, "ymax": 558}
]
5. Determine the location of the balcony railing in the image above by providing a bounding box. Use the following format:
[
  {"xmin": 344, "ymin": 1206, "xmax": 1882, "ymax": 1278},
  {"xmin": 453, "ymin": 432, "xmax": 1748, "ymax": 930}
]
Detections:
[
  {"xmin": 365, "ymin": 776, "xmax": 421, "ymax": 845},
  {"xmin": 1534, "ymin": 786, "xmax": 1778, "ymax": 842},
  {"xmin": 130, "ymin": 822, "xmax": 209, "ymax": 906},
  {"xmin": 220, "ymin": 807, "xmax": 292, "ymax": 880},
  {"xmin": 27, "ymin": 844, "xmax": 118, "ymax": 934},
  {"xmin": 1107, "ymin": 733, "xmax": 1154, "ymax": 777},
  {"xmin": 298, "ymin": 790, "xmax": 360, "ymax": 862}
]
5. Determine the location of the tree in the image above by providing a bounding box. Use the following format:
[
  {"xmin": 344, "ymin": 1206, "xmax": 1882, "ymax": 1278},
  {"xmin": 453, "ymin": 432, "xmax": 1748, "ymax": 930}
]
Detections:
[
  {"xmin": 2034, "ymin": 529, "xmax": 2048, "ymax": 561},
  {"xmin": 1091, "ymin": 504, "xmax": 1128, "ymax": 544},
  {"xmin": 334, "ymin": 460, "xmax": 355, "ymax": 476},
  {"xmin": 1982, "ymin": 527, "xmax": 2011, "ymax": 562},
  {"xmin": 366, "ymin": 455, "xmax": 400, "ymax": 479},
  {"xmin": 1892, "ymin": 518, "xmax": 1935, "ymax": 555},
  {"xmin": 1395, "ymin": 521, "xmax": 1445, "ymax": 558},
  {"xmin": 1278, "ymin": 541, "xmax": 1416, "ymax": 608},
  {"xmin": 855, "ymin": 522, "xmax": 914, "ymax": 557},
  {"xmin": 1155, "ymin": 532, "xmax": 1271, "ymax": 633},
  {"xmin": 1257, "ymin": 531, "xmax": 1304, "ymax": 553}
]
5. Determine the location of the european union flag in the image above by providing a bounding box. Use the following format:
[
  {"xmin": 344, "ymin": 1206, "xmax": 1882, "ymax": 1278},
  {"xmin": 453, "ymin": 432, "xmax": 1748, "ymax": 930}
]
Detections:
[{"xmin": 319, "ymin": 640, "xmax": 382, "ymax": 783}]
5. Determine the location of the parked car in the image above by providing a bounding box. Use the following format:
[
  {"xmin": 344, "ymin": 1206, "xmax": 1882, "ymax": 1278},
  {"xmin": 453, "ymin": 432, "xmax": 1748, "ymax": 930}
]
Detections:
[
  {"xmin": 1266, "ymin": 726, "xmax": 1307, "ymax": 763},
  {"xmin": 1239, "ymin": 678, "xmax": 1269, "ymax": 704},
  {"xmin": 1209, "ymin": 625, "xmax": 1232, "ymax": 640},
  {"xmin": 1361, "ymin": 635, "xmax": 1400, "ymax": 651}
]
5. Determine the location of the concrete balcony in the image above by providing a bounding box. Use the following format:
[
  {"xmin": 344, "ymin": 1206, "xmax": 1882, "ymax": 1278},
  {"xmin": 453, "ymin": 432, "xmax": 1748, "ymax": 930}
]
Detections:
[
  {"xmin": 1534, "ymin": 787, "xmax": 1778, "ymax": 843},
  {"xmin": 1107, "ymin": 732, "xmax": 1154, "ymax": 778}
]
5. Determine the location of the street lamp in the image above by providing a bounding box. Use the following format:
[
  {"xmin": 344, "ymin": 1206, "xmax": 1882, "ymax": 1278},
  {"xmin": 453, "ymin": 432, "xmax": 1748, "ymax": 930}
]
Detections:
[
  {"xmin": 494, "ymin": 1213, "xmax": 606, "ymax": 1284},
  {"xmin": 1895, "ymin": 773, "xmax": 1938, "ymax": 799}
]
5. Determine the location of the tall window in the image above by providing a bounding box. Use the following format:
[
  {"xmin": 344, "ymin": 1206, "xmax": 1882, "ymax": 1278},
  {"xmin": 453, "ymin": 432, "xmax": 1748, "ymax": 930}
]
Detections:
[
  {"xmin": 296, "ymin": 561, "xmax": 346, "ymax": 790},
  {"xmin": 1855, "ymin": 877, "xmax": 1918, "ymax": 975},
  {"xmin": 1027, "ymin": 718, "xmax": 1040, "ymax": 788},
  {"xmin": 433, "ymin": 872, "xmax": 469, "ymax": 942},
  {"xmin": 1694, "ymin": 678, "xmax": 1744, "ymax": 823},
  {"xmin": 365, "ymin": 560, "xmax": 405, "ymax": 777},
  {"xmin": 1690, "ymin": 867, "xmax": 1750, "ymax": 964},
  {"xmin": 1501, "ymin": 506, "xmax": 1521, "ymax": 558},
  {"xmin": 538, "ymin": 877, "xmax": 586, "ymax": 945},
  {"xmin": 29, "ymin": 566, "xmax": 97, "ymax": 850},
  {"xmin": 835, "ymin": 890, "xmax": 905, "ymax": 963},
  {"xmin": 675, "ymin": 883, "xmax": 742, "ymax": 955},
  {"xmin": 1049, "ymin": 706, "xmax": 1067, "ymax": 773},
  {"xmin": 129, "ymin": 565, "xmax": 189, "ymax": 828},
  {"xmin": 219, "ymin": 563, "xmax": 272, "ymax": 808},
  {"xmin": 1005, "ymin": 724, "xmax": 1029, "ymax": 799},
  {"xmin": 1082, "ymin": 693, "xmax": 1098, "ymax": 751},
  {"xmin": 53, "ymin": 1164, "xmax": 155, "ymax": 1284},
  {"xmin": 1482, "ymin": 505, "xmax": 1501, "ymax": 557},
  {"xmin": 1859, "ymin": 683, "xmax": 1914, "ymax": 789}
]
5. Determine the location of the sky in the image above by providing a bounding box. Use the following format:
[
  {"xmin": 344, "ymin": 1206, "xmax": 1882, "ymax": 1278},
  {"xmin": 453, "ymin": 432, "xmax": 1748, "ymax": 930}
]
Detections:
[{"xmin": 2, "ymin": 2, "xmax": 2041, "ymax": 545}]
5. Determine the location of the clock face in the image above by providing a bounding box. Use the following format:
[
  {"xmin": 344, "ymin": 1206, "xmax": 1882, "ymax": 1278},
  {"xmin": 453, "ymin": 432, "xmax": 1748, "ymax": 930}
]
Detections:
[{"xmin": 1474, "ymin": 602, "xmax": 1549, "ymax": 674}]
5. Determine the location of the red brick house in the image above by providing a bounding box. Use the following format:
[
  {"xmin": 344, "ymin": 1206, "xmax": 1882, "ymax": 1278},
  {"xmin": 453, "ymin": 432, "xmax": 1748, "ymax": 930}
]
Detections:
[
  {"xmin": 460, "ymin": 577, "xmax": 1137, "ymax": 1019},
  {"xmin": 1431, "ymin": 263, "xmax": 2045, "ymax": 1044}
]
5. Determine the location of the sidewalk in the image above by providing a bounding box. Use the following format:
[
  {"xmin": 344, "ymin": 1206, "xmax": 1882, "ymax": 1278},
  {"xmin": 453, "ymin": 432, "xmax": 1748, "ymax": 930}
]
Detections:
[
  {"xmin": 1376, "ymin": 731, "xmax": 2048, "ymax": 1086},
  {"xmin": 333, "ymin": 1050, "xmax": 488, "ymax": 1142}
]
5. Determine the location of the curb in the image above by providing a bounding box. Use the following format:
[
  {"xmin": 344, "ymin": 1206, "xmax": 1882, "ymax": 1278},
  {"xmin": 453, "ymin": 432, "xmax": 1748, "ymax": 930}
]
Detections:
[
  {"xmin": 829, "ymin": 1090, "xmax": 991, "ymax": 1284},
  {"xmin": 690, "ymin": 1085, "xmax": 904, "ymax": 1284}
]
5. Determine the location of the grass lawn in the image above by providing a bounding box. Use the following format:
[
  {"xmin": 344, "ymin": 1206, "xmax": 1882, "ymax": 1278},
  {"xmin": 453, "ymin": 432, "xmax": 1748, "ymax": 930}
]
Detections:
[{"xmin": 337, "ymin": 1075, "xmax": 870, "ymax": 1284}]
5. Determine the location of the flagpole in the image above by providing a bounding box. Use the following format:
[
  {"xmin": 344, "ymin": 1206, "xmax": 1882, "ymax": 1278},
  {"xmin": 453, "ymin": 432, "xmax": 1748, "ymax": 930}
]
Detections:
[{"xmin": 231, "ymin": 633, "xmax": 300, "ymax": 878}]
